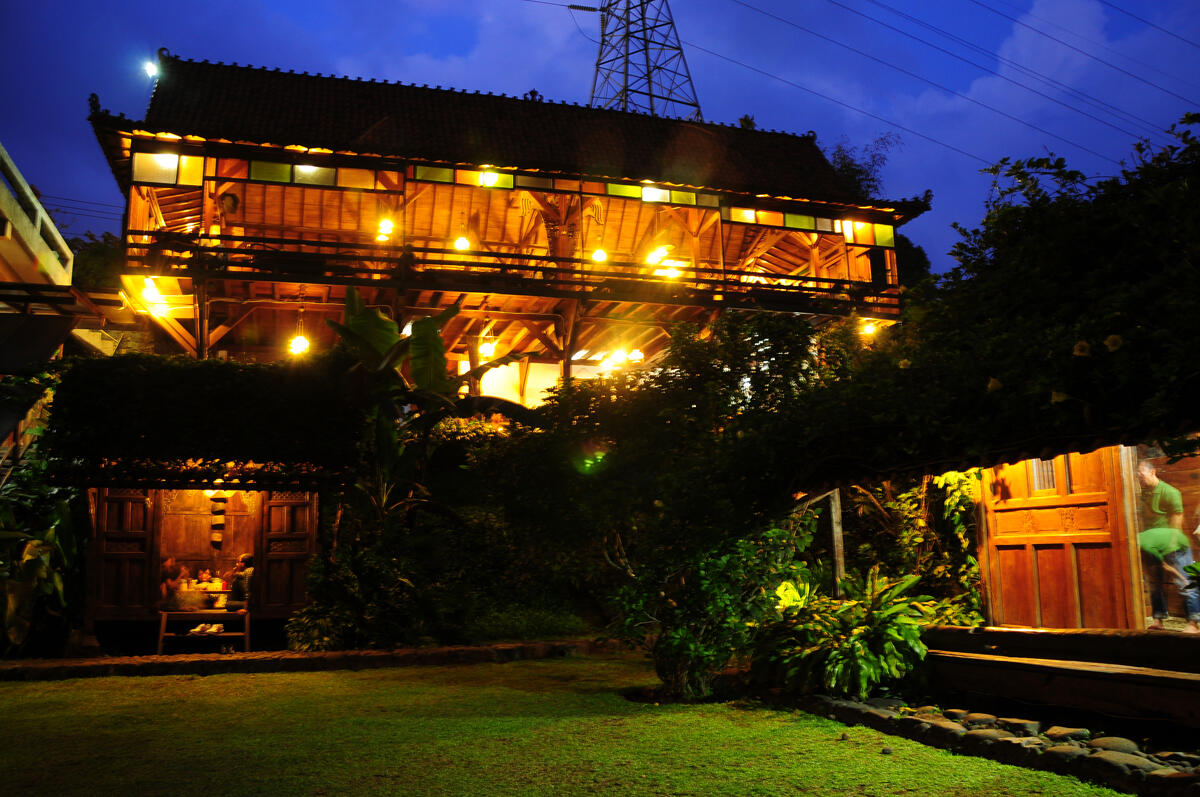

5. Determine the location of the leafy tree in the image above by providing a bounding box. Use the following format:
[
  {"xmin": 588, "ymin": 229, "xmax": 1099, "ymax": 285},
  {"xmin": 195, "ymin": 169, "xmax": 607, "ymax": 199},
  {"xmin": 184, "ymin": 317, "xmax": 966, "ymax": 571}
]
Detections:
[{"xmin": 68, "ymin": 232, "xmax": 123, "ymax": 290}]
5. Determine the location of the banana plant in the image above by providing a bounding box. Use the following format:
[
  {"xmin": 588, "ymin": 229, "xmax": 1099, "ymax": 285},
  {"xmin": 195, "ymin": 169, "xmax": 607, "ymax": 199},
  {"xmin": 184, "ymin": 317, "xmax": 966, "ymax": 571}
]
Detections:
[{"xmin": 326, "ymin": 287, "xmax": 538, "ymax": 534}]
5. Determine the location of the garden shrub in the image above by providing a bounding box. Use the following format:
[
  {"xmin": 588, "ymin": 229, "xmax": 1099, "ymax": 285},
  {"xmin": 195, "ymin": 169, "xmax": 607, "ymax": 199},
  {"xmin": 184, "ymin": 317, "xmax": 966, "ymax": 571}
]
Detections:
[
  {"xmin": 752, "ymin": 565, "xmax": 934, "ymax": 700},
  {"xmin": 462, "ymin": 606, "xmax": 589, "ymax": 643},
  {"xmin": 609, "ymin": 522, "xmax": 815, "ymax": 702}
]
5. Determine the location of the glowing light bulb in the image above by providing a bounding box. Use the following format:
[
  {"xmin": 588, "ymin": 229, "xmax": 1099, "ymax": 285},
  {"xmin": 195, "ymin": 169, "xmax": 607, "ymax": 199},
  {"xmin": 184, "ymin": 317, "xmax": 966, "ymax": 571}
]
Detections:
[
  {"xmin": 296, "ymin": 164, "xmax": 317, "ymax": 174},
  {"xmin": 153, "ymin": 153, "xmax": 179, "ymax": 169},
  {"xmin": 645, "ymin": 246, "xmax": 669, "ymax": 266},
  {"xmin": 609, "ymin": 350, "xmax": 627, "ymax": 364},
  {"xmin": 453, "ymin": 235, "xmax": 471, "ymax": 251},
  {"xmin": 144, "ymin": 61, "xmax": 158, "ymax": 78},
  {"xmin": 861, "ymin": 321, "xmax": 878, "ymax": 336},
  {"xmin": 141, "ymin": 277, "xmax": 166, "ymax": 316},
  {"xmin": 289, "ymin": 334, "xmax": 310, "ymax": 355},
  {"xmin": 479, "ymin": 171, "xmax": 499, "ymax": 187},
  {"xmin": 591, "ymin": 248, "xmax": 608, "ymax": 263},
  {"xmin": 479, "ymin": 340, "xmax": 497, "ymax": 358},
  {"xmin": 378, "ymin": 219, "xmax": 394, "ymax": 235}
]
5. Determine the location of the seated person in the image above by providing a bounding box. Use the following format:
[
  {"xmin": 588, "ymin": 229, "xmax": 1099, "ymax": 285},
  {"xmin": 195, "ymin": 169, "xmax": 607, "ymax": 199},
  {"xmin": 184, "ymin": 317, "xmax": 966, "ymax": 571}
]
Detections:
[
  {"xmin": 224, "ymin": 554, "xmax": 254, "ymax": 613},
  {"xmin": 160, "ymin": 557, "xmax": 184, "ymax": 609}
]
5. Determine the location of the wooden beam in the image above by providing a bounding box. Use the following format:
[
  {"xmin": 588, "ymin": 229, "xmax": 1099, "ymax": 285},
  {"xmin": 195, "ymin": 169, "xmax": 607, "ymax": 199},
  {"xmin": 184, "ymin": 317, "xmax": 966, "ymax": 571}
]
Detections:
[
  {"xmin": 155, "ymin": 314, "xmax": 197, "ymax": 357},
  {"xmin": 518, "ymin": 320, "xmax": 562, "ymax": 359},
  {"xmin": 208, "ymin": 305, "xmax": 257, "ymax": 348}
]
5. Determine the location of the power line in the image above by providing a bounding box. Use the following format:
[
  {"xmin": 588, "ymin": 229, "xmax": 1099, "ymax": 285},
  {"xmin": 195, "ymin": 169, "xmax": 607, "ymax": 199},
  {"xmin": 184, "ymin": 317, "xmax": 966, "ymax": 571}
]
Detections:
[
  {"xmin": 969, "ymin": 0, "xmax": 1200, "ymax": 108},
  {"xmin": 849, "ymin": 0, "xmax": 1169, "ymax": 145},
  {"xmin": 989, "ymin": 0, "xmax": 1200, "ymax": 93},
  {"xmin": 682, "ymin": 39, "xmax": 991, "ymax": 166},
  {"xmin": 1096, "ymin": 0, "xmax": 1200, "ymax": 53},
  {"xmin": 728, "ymin": 0, "xmax": 1121, "ymax": 165},
  {"xmin": 38, "ymin": 193, "xmax": 124, "ymax": 209}
]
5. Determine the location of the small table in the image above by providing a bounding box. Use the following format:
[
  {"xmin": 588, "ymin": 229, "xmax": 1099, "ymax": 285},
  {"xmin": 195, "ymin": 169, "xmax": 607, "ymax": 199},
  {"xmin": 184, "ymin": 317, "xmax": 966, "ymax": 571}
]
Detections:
[{"xmin": 157, "ymin": 610, "xmax": 251, "ymax": 655}]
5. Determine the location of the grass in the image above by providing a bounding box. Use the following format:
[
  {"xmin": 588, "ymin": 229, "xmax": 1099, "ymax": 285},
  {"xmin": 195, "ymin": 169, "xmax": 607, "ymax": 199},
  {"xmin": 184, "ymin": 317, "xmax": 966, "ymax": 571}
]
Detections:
[{"xmin": 0, "ymin": 653, "xmax": 1120, "ymax": 796}]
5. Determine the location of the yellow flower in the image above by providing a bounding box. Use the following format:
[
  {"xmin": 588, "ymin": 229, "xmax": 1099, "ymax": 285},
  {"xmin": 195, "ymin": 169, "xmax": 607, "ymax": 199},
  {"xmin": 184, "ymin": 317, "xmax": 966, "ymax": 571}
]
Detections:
[
  {"xmin": 986, "ymin": 377, "xmax": 1002, "ymax": 392},
  {"xmin": 1072, "ymin": 340, "xmax": 1091, "ymax": 357},
  {"xmin": 1103, "ymin": 334, "xmax": 1123, "ymax": 352}
]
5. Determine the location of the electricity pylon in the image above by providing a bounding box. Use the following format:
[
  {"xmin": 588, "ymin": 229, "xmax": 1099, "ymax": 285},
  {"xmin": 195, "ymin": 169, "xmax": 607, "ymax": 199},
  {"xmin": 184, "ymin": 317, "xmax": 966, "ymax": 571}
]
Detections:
[{"xmin": 588, "ymin": 0, "xmax": 703, "ymax": 120}]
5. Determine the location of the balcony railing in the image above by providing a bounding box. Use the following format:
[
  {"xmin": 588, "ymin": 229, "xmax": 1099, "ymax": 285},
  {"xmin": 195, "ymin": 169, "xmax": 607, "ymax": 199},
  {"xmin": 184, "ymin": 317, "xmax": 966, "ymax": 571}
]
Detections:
[{"xmin": 124, "ymin": 229, "xmax": 900, "ymax": 319}]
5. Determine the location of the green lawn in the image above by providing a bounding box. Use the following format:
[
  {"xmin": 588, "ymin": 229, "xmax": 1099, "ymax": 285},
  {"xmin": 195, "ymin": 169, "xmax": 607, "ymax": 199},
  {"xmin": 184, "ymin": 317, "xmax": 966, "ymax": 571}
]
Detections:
[{"xmin": 0, "ymin": 653, "xmax": 1119, "ymax": 796}]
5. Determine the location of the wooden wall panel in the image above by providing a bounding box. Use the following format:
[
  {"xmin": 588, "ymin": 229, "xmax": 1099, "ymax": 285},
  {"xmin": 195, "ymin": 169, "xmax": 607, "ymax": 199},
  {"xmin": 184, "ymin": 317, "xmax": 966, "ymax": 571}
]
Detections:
[
  {"xmin": 1077, "ymin": 544, "xmax": 1122, "ymax": 628},
  {"xmin": 996, "ymin": 546, "xmax": 1037, "ymax": 626},
  {"xmin": 1035, "ymin": 545, "xmax": 1076, "ymax": 628}
]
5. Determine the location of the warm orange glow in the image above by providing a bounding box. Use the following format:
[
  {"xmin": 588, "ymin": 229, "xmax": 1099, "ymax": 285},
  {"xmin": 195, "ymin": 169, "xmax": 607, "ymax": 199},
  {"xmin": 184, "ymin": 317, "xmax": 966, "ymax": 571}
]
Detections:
[
  {"xmin": 289, "ymin": 334, "xmax": 310, "ymax": 355},
  {"xmin": 296, "ymin": 164, "xmax": 318, "ymax": 174},
  {"xmin": 860, "ymin": 321, "xmax": 878, "ymax": 336},
  {"xmin": 591, "ymin": 248, "xmax": 608, "ymax": 263},
  {"xmin": 628, "ymin": 349, "xmax": 644, "ymax": 362},
  {"xmin": 645, "ymin": 245, "xmax": 670, "ymax": 266},
  {"xmin": 141, "ymin": 278, "xmax": 169, "ymax": 317},
  {"xmin": 479, "ymin": 171, "xmax": 499, "ymax": 187},
  {"xmin": 641, "ymin": 186, "xmax": 669, "ymax": 202},
  {"xmin": 479, "ymin": 340, "xmax": 497, "ymax": 358},
  {"xmin": 453, "ymin": 235, "xmax": 471, "ymax": 251},
  {"xmin": 154, "ymin": 153, "xmax": 179, "ymax": 170},
  {"xmin": 377, "ymin": 218, "xmax": 394, "ymax": 243}
]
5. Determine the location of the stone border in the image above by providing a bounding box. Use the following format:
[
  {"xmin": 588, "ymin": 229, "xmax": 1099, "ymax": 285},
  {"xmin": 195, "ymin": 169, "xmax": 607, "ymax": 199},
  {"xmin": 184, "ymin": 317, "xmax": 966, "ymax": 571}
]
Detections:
[
  {"xmin": 0, "ymin": 638, "xmax": 622, "ymax": 682},
  {"xmin": 799, "ymin": 695, "xmax": 1200, "ymax": 796}
]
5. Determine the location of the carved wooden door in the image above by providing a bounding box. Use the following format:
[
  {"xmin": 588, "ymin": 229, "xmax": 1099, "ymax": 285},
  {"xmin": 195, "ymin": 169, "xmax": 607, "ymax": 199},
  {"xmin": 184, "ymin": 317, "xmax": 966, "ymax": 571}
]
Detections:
[
  {"xmin": 88, "ymin": 487, "xmax": 156, "ymax": 620},
  {"xmin": 258, "ymin": 491, "xmax": 315, "ymax": 618},
  {"xmin": 980, "ymin": 447, "xmax": 1137, "ymax": 628}
]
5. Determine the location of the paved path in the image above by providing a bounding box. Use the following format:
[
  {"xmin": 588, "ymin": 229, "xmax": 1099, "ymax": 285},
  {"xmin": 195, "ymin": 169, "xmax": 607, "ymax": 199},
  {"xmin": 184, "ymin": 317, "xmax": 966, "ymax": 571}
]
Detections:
[{"xmin": 0, "ymin": 638, "xmax": 620, "ymax": 681}]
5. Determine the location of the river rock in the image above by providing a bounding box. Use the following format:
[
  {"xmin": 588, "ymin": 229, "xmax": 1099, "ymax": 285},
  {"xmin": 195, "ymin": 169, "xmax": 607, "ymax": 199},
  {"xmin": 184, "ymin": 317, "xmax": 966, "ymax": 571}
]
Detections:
[
  {"xmin": 943, "ymin": 708, "xmax": 970, "ymax": 721},
  {"xmin": 1088, "ymin": 736, "xmax": 1141, "ymax": 755},
  {"xmin": 997, "ymin": 717, "xmax": 1041, "ymax": 737},
  {"xmin": 1085, "ymin": 750, "xmax": 1164, "ymax": 774},
  {"xmin": 866, "ymin": 697, "xmax": 906, "ymax": 711},
  {"xmin": 1044, "ymin": 725, "xmax": 1091, "ymax": 742},
  {"xmin": 1043, "ymin": 744, "xmax": 1091, "ymax": 764},
  {"xmin": 962, "ymin": 712, "xmax": 998, "ymax": 728}
]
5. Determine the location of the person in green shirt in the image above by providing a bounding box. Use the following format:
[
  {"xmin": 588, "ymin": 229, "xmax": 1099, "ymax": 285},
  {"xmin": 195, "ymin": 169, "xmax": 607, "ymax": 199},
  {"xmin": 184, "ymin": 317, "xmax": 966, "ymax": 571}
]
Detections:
[{"xmin": 1136, "ymin": 460, "xmax": 1199, "ymax": 633}]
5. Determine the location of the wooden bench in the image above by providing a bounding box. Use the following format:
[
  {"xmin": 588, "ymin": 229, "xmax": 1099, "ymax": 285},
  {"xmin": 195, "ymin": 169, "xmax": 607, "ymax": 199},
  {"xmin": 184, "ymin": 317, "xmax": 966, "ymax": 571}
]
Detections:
[{"xmin": 157, "ymin": 610, "xmax": 251, "ymax": 655}]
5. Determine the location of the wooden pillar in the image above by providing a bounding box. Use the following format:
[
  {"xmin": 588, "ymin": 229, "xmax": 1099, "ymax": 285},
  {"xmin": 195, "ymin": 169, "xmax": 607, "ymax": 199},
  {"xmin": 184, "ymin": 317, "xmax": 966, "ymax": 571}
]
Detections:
[
  {"xmin": 195, "ymin": 278, "xmax": 209, "ymax": 359},
  {"xmin": 829, "ymin": 488, "xmax": 846, "ymax": 598},
  {"xmin": 467, "ymin": 337, "xmax": 481, "ymax": 397},
  {"xmin": 558, "ymin": 300, "xmax": 578, "ymax": 382}
]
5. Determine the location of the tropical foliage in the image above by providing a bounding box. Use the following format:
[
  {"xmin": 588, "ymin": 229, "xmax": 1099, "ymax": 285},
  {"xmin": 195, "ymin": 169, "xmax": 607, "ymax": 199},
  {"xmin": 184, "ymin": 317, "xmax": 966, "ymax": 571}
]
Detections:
[
  {"xmin": 753, "ymin": 566, "xmax": 935, "ymax": 700},
  {"xmin": 608, "ymin": 523, "xmax": 816, "ymax": 701}
]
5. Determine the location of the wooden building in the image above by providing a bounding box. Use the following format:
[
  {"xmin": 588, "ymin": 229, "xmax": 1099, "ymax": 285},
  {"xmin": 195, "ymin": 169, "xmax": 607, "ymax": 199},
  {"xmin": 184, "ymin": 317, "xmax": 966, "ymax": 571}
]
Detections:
[{"xmin": 84, "ymin": 49, "xmax": 925, "ymax": 631}]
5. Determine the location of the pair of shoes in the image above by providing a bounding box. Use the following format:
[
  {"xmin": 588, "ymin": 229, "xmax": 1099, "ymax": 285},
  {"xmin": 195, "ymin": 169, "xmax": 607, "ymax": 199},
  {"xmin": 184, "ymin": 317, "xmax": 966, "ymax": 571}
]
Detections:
[
  {"xmin": 188, "ymin": 624, "xmax": 209, "ymax": 636},
  {"xmin": 209, "ymin": 624, "xmax": 225, "ymax": 635}
]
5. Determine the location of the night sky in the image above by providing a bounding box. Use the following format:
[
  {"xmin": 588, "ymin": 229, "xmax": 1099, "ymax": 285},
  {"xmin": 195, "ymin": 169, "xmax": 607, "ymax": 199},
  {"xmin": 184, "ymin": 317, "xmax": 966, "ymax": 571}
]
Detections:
[{"xmin": 3, "ymin": 0, "xmax": 1198, "ymax": 272}]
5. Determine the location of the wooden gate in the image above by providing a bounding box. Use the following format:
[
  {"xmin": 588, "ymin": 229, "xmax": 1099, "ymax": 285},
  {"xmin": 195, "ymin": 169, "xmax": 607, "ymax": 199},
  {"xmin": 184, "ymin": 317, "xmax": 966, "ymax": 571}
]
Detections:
[
  {"xmin": 87, "ymin": 487, "xmax": 156, "ymax": 620},
  {"xmin": 980, "ymin": 447, "xmax": 1138, "ymax": 629}
]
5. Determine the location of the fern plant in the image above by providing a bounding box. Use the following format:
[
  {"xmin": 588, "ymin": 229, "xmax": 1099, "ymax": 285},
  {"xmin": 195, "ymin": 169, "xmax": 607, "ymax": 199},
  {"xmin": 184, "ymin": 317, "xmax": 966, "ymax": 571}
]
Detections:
[{"xmin": 752, "ymin": 565, "xmax": 933, "ymax": 700}]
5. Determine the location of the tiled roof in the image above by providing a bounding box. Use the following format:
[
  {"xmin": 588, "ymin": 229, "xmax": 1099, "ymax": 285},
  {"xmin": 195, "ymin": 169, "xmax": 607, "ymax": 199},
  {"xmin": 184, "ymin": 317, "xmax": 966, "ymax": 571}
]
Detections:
[{"xmin": 134, "ymin": 52, "xmax": 866, "ymax": 207}]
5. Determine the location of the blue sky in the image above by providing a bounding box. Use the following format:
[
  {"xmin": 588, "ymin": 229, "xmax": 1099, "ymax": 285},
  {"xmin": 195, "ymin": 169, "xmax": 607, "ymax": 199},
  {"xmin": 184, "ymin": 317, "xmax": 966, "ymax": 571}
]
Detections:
[{"xmin": 3, "ymin": 0, "xmax": 1198, "ymax": 271}]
